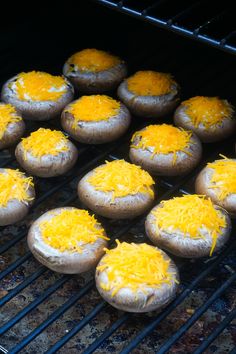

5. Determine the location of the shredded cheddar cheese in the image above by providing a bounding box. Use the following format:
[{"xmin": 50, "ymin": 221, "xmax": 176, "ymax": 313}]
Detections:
[
  {"xmin": 131, "ymin": 124, "xmax": 192, "ymax": 163},
  {"xmin": 40, "ymin": 209, "xmax": 109, "ymax": 253},
  {"xmin": 21, "ymin": 128, "xmax": 69, "ymax": 158},
  {"xmin": 0, "ymin": 103, "xmax": 21, "ymax": 139},
  {"xmin": 0, "ymin": 169, "xmax": 33, "ymax": 207},
  {"xmin": 12, "ymin": 71, "xmax": 67, "ymax": 101},
  {"xmin": 127, "ymin": 71, "xmax": 175, "ymax": 96},
  {"xmin": 208, "ymin": 156, "xmax": 236, "ymax": 201},
  {"xmin": 152, "ymin": 195, "xmax": 226, "ymax": 256},
  {"xmin": 66, "ymin": 95, "xmax": 120, "ymax": 125},
  {"xmin": 183, "ymin": 96, "xmax": 234, "ymax": 128},
  {"xmin": 67, "ymin": 49, "xmax": 121, "ymax": 73},
  {"xmin": 87, "ymin": 159, "xmax": 155, "ymax": 200},
  {"xmin": 97, "ymin": 240, "xmax": 174, "ymax": 295}
]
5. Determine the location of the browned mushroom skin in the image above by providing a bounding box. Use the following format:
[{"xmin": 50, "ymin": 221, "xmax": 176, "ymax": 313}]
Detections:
[
  {"xmin": 0, "ymin": 118, "xmax": 25, "ymax": 150},
  {"xmin": 117, "ymin": 81, "xmax": 180, "ymax": 118},
  {"xmin": 61, "ymin": 102, "xmax": 131, "ymax": 144},
  {"xmin": 95, "ymin": 248, "xmax": 179, "ymax": 312},
  {"xmin": 27, "ymin": 207, "xmax": 108, "ymax": 274},
  {"xmin": 145, "ymin": 204, "xmax": 231, "ymax": 258},
  {"xmin": 63, "ymin": 62, "xmax": 127, "ymax": 94},
  {"xmin": 0, "ymin": 169, "xmax": 35, "ymax": 226},
  {"xmin": 129, "ymin": 131, "xmax": 202, "ymax": 176},
  {"xmin": 1, "ymin": 75, "xmax": 74, "ymax": 121},
  {"xmin": 15, "ymin": 140, "xmax": 78, "ymax": 178},
  {"xmin": 78, "ymin": 169, "xmax": 155, "ymax": 219},
  {"xmin": 195, "ymin": 164, "xmax": 236, "ymax": 217},
  {"xmin": 174, "ymin": 104, "xmax": 236, "ymax": 143}
]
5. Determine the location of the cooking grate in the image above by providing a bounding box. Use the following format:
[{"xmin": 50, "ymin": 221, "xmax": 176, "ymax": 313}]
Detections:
[{"xmin": 92, "ymin": 0, "xmax": 236, "ymax": 55}]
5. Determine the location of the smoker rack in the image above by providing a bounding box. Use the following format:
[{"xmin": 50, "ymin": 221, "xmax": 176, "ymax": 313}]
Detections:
[
  {"xmin": 92, "ymin": 0, "xmax": 236, "ymax": 55},
  {"xmin": 0, "ymin": 16, "xmax": 236, "ymax": 354}
]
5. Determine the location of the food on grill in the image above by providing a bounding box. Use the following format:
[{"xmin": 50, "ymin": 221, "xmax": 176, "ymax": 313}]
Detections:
[
  {"xmin": 15, "ymin": 128, "xmax": 78, "ymax": 177},
  {"xmin": 61, "ymin": 95, "xmax": 131, "ymax": 144},
  {"xmin": 195, "ymin": 156, "xmax": 236, "ymax": 217},
  {"xmin": 78, "ymin": 159, "xmax": 155, "ymax": 219},
  {"xmin": 117, "ymin": 70, "xmax": 180, "ymax": 118},
  {"xmin": 0, "ymin": 168, "xmax": 35, "ymax": 225},
  {"xmin": 27, "ymin": 207, "xmax": 109, "ymax": 274},
  {"xmin": 1, "ymin": 71, "xmax": 74, "ymax": 121},
  {"xmin": 0, "ymin": 103, "xmax": 25, "ymax": 150},
  {"xmin": 129, "ymin": 124, "xmax": 202, "ymax": 176},
  {"xmin": 174, "ymin": 96, "xmax": 236, "ymax": 143},
  {"xmin": 63, "ymin": 48, "xmax": 127, "ymax": 94},
  {"xmin": 145, "ymin": 195, "xmax": 231, "ymax": 258},
  {"xmin": 96, "ymin": 240, "xmax": 179, "ymax": 312}
]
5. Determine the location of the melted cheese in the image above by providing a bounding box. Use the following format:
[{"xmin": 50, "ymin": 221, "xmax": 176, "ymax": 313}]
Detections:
[
  {"xmin": 67, "ymin": 49, "xmax": 121, "ymax": 73},
  {"xmin": 0, "ymin": 103, "xmax": 21, "ymax": 139},
  {"xmin": 66, "ymin": 95, "xmax": 120, "ymax": 125},
  {"xmin": 183, "ymin": 96, "xmax": 234, "ymax": 128},
  {"xmin": 131, "ymin": 124, "xmax": 192, "ymax": 163},
  {"xmin": 152, "ymin": 195, "xmax": 226, "ymax": 256},
  {"xmin": 127, "ymin": 71, "xmax": 175, "ymax": 96},
  {"xmin": 87, "ymin": 159, "xmax": 155, "ymax": 200},
  {"xmin": 21, "ymin": 128, "xmax": 69, "ymax": 158},
  {"xmin": 0, "ymin": 169, "xmax": 33, "ymax": 207},
  {"xmin": 40, "ymin": 209, "xmax": 109, "ymax": 253},
  {"xmin": 97, "ymin": 240, "xmax": 174, "ymax": 295},
  {"xmin": 208, "ymin": 156, "xmax": 236, "ymax": 200},
  {"xmin": 12, "ymin": 71, "xmax": 67, "ymax": 101}
]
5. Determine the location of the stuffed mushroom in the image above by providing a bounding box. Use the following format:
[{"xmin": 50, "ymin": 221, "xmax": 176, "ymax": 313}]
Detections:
[
  {"xmin": 195, "ymin": 156, "xmax": 236, "ymax": 217},
  {"xmin": 96, "ymin": 240, "xmax": 179, "ymax": 313},
  {"xmin": 1, "ymin": 71, "xmax": 74, "ymax": 121},
  {"xmin": 78, "ymin": 159, "xmax": 155, "ymax": 219},
  {"xmin": 15, "ymin": 128, "xmax": 78, "ymax": 177},
  {"xmin": 63, "ymin": 48, "xmax": 127, "ymax": 94},
  {"xmin": 0, "ymin": 168, "xmax": 35, "ymax": 226},
  {"xmin": 174, "ymin": 96, "xmax": 236, "ymax": 143},
  {"xmin": 117, "ymin": 70, "xmax": 180, "ymax": 118},
  {"xmin": 130, "ymin": 124, "xmax": 202, "ymax": 176},
  {"xmin": 0, "ymin": 103, "xmax": 25, "ymax": 150},
  {"xmin": 28, "ymin": 207, "xmax": 109, "ymax": 274},
  {"xmin": 146, "ymin": 195, "xmax": 231, "ymax": 258},
  {"xmin": 61, "ymin": 95, "xmax": 131, "ymax": 144}
]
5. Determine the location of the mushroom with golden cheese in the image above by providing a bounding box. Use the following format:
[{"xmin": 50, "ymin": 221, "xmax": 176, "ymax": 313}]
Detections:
[
  {"xmin": 129, "ymin": 124, "xmax": 202, "ymax": 176},
  {"xmin": 145, "ymin": 194, "xmax": 231, "ymax": 258},
  {"xmin": 1, "ymin": 71, "xmax": 74, "ymax": 121},
  {"xmin": 0, "ymin": 103, "xmax": 25, "ymax": 150},
  {"xmin": 78, "ymin": 159, "xmax": 155, "ymax": 219},
  {"xmin": 195, "ymin": 156, "xmax": 236, "ymax": 217},
  {"xmin": 61, "ymin": 95, "xmax": 131, "ymax": 144},
  {"xmin": 0, "ymin": 168, "xmax": 35, "ymax": 225},
  {"xmin": 117, "ymin": 70, "xmax": 180, "ymax": 118},
  {"xmin": 174, "ymin": 96, "xmax": 236, "ymax": 143},
  {"xmin": 15, "ymin": 128, "xmax": 78, "ymax": 177},
  {"xmin": 28, "ymin": 207, "xmax": 109, "ymax": 274},
  {"xmin": 63, "ymin": 49, "xmax": 127, "ymax": 94},
  {"xmin": 96, "ymin": 240, "xmax": 179, "ymax": 312}
]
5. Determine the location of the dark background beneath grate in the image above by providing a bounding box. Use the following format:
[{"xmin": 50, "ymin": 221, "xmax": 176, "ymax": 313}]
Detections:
[{"xmin": 0, "ymin": 2, "xmax": 236, "ymax": 353}]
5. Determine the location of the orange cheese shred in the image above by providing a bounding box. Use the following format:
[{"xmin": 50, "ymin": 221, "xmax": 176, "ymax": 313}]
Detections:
[
  {"xmin": 40, "ymin": 209, "xmax": 109, "ymax": 253},
  {"xmin": 97, "ymin": 240, "xmax": 175, "ymax": 296},
  {"xmin": 152, "ymin": 194, "xmax": 226, "ymax": 256},
  {"xmin": 87, "ymin": 159, "xmax": 155, "ymax": 200},
  {"xmin": 0, "ymin": 169, "xmax": 34, "ymax": 207},
  {"xmin": 0, "ymin": 103, "xmax": 21, "ymax": 139},
  {"xmin": 127, "ymin": 71, "xmax": 175, "ymax": 96}
]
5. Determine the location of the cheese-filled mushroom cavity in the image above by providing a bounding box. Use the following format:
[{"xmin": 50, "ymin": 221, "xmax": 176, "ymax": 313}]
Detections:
[
  {"xmin": 28, "ymin": 207, "xmax": 109, "ymax": 274},
  {"xmin": 15, "ymin": 128, "xmax": 78, "ymax": 177},
  {"xmin": 96, "ymin": 240, "xmax": 179, "ymax": 312},
  {"xmin": 1, "ymin": 71, "xmax": 74, "ymax": 121},
  {"xmin": 0, "ymin": 103, "xmax": 25, "ymax": 149},
  {"xmin": 78, "ymin": 159, "xmax": 155, "ymax": 219}
]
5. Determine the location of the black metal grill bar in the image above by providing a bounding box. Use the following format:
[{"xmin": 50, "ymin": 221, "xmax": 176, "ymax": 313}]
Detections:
[
  {"xmin": 193, "ymin": 307, "xmax": 236, "ymax": 354},
  {"xmin": 155, "ymin": 272, "xmax": 236, "ymax": 354},
  {"xmin": 0, "ymin": 251, "xmax": 31, "ymax": 281}
]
